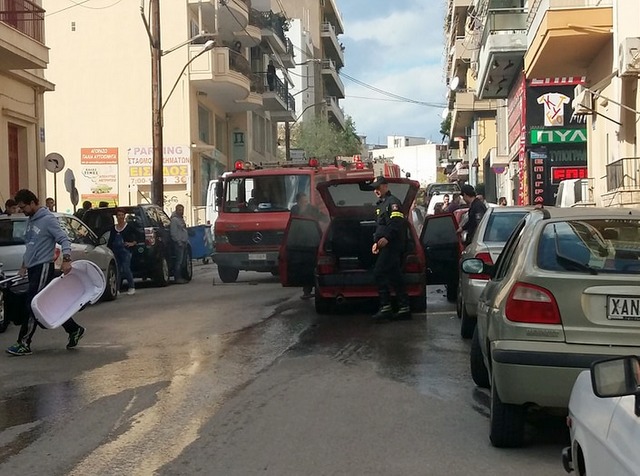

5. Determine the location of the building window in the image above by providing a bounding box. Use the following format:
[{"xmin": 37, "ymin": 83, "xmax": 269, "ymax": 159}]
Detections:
[
  {"xmin": 215, "ymin": 115, "xmax": 227, "ymax": 155},
  {"xmin": 198, "ymin": 105, "xmax": 212, "ymax": 144}
]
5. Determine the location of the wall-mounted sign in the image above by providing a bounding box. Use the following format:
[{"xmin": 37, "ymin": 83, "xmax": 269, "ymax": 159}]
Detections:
[
  {"xmin": 526, "ymin": 83, "xmax": 587, "ymax": 140},
  {"xmin": 128, "ymin": 145, "xmax": 190, "ymax": 186},
  {"xmin": 80, "ymin": 148, "xmax": 119, "ymax": 206},
  {"xmin": 551, "ymin": 166, "xmax": 588, "ymax": 184},
  {"xmin": 530, "ymin": 128, "xmax": 587, "ymax": 144},
  {"xmin": 529, "ymin": 149, "xmax": 547, "ymax": 204}
]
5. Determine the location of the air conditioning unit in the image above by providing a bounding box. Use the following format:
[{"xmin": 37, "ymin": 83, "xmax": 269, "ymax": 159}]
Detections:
[
  {"xmin": 619, "ymin": 37, "xmax": 640, "ymax": 77},
  {"xmin": 572, "ymin": 84, "xmax": 592, "ymax": 115}
]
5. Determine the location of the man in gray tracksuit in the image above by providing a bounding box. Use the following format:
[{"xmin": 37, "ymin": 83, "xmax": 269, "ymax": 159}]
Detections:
[
  {"xmin": 6, "ymin": 189, "xmax": 84, "ymax": 356},
  {"xmin": 170, "ymin": 204, "xmax": 189, "ymax": 284}
]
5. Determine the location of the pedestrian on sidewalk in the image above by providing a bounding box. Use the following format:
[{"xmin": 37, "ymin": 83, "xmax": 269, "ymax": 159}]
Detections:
[
  {"xmin": 170, "ymin": 204, "xmax": 189, "ymax": 284},
  {"xmin": 107, "ymin": 208, "xmax": 137, "ymax": 295},
  {"xmin": 6, "ymin": 189, "xmax": 85, "ymax": 356}
]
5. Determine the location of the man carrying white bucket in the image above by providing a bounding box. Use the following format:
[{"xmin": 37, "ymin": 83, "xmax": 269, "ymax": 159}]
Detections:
[{"xmin": 6, "ymin": 189, "xmax": 85, "ymax": 356}]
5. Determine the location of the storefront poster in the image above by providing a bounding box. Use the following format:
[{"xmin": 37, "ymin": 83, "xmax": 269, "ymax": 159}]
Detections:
[
  {"xmin": 128, "ymin": 145, "xmax": 191, "ymax": 186},
  {"xmin": 79, "ymin": 147, "xmax": 119, "ymax": 206}
]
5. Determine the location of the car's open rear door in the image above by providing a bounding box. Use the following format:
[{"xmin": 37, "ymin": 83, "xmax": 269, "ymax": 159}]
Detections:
[
  {"xmin": 278, "ymin": 216, "xmax": 322, "ymax": 287},
  {"xmin": 420, "ymin": 213, "xmax": 461, "ymax": 285}
]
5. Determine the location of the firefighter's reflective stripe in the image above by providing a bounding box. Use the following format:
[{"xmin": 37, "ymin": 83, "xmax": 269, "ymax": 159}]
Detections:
[{"xmin": 390, "ymin": 211, "xmax": 404, "ymax": 219}]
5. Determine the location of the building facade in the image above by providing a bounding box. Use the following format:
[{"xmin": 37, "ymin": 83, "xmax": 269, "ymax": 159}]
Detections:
[
  {"xmin": 370, "ymin": 139, "xmax": 446, "ymax": 187},
  {"xmin": 0, "ymin": 0, "xmax": 52, "ymax": 205},
  {"xmin": 43, "ymin": 0, "xmax": 298, "ymax": 222}
]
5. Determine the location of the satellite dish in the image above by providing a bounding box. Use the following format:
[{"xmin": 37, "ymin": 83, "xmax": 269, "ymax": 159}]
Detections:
[
  {"xmin": 449, "ymin": 76, "xmax": 460, "ymax": 91},
  {"xmin": 64, "ymin": 169, "xmax": 76, "ymax": 193},
  {"xmin": 441, "ymin": 108, "xmax": 449, "ymax": 120},
  {"xmin": 44, "ymin": 152, "xmax": 65, "ymax": 173}
]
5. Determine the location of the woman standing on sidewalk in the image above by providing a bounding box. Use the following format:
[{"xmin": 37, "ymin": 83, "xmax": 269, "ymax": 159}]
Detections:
[{"xmin": 107, "ymin": 208, "xmax": 138, "ymax": 295}]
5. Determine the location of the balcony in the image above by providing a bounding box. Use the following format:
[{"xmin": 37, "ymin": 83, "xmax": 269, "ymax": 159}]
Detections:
[
  {"xmin": 251, "ymin": 9, "xmax": 288, "ymax": 55},
  {"xmin": 525, "ymin": 0, "xmax": 613, "ymax": 78},
  {"xmin": 189, "ymin": 46, "xmax": 256, "ymax": 113},
  {"xmin": 0, "ymin": 0, "xmax": 47, "ymax": 70},
  {"xmin": 449, "ymin": 89, "xmax": 498, "ymax": 137},
  {"xmin": 322, "ymin": 0, "xmax": 345, "ymax": 36},
  {"xmin": 321, "ymin": 59, "xmax": 345, "ymax": 99},
  {"xmin": 321, "ymin": 22, "xmax": 344, "ymax": 68},
  {"xmin": 325, "ymin": 96, "xmax": 345, "ymax": 129},
  {"xmin": 602, "ymin": 158, "xmax": 640, "ymax": 207},
  {"xmin": 263, "ymin": 74, "xmax": 295, "ymax": 122},
  {"xmin": 476, "ymin": 8, "xmax": 527, "ymax": 99},
  {"xmin": 447, "ymin": 36, "xmax": 471, "ymax": 82},
  {"xmin": 188, "ymin": 0, "xmax": 248, "ymax": 37}
]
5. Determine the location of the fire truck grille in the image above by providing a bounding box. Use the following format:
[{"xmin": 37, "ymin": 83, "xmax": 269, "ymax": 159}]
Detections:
[{"xmin": 226, "ymin": 231, "xmax": 284, "ymax": 247}]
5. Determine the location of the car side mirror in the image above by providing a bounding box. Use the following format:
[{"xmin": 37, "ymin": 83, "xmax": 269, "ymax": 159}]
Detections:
[
  {"xmin": 98, "ymin": 235, "xmax": 108, "ymax": 246},
  {"xmin": 461, "ymin": 258, "xmax": 494, "ymax": 278},
  {"xmin": 591, "ymin": 356, "xmax": 640, "ymax": 400}
]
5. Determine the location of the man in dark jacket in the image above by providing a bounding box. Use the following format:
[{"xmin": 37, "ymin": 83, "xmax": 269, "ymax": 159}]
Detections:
[
  {"xmin": 370, "ymin": 176, "xmax": 411, "ymax": 322},
  {"xmin": 458, "ymin": 184, "xmax": 487, "ymax": 246}
]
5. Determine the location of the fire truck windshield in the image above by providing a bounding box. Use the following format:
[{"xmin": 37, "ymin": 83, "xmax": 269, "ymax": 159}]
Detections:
[{"xmin": 224, "ymin": 174, "xmax": 311, "ymax": 213}]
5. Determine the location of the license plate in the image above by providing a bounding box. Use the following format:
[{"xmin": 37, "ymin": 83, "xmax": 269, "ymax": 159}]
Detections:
[
  {"xmin": 248, "ymin": 253, "xmax": 267, "ymax": 261},
  {"xmin": 607, "ymin": 296, "xmax": 640, "ymax": 320}
]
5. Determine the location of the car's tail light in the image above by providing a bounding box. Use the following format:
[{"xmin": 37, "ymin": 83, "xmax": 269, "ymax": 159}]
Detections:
[
  {"xmin": 317, "ymin": 255, "xmax": 336, "ymax": 274},
  {"xmin": 144, "ymin": 227, "xmax": 156, "ymax": 246},
  {"xmin": 505, "ymin": 282, "xmax": 561, "ymax": 324},
  {"xmin": 404, "ymin": 254, "xmax": 423, "ymax": 273},
  {"xmin": 469, "ymin": 252, "xmax": 493, "ymax": 280}
]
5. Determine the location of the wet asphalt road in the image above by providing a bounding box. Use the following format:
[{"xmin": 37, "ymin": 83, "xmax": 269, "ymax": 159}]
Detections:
[{"xmin": 0, "ymin": 264, "xmax": 568, "ymax": 475}]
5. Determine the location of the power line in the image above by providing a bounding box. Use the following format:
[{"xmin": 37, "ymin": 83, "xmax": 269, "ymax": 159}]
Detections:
[
  {"xmin": 348, "ymin": 95, "xmax": 445, "ymax": 107},
  {"xmin": 341, "ymin": 72, "xmax": 446, "ymax": 107},
  {"xmin": 46, "ymin": 0, "xmax": 123, "ymax": 17}
]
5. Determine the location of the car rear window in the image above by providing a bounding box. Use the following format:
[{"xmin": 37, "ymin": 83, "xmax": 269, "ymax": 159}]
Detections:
[
  {"xmin": 327, "ymin": 182, "xmax": 410, "ymax": 208},
  {"xmin": 0, "ymin": 220, "xmax": 27, "ymax": 245},
  {"xmin": 537, "ymin": 219, "xmax": 640, "ymax": 274},
  {"xmin": 483, "ymin": 212, "xmax": 528, "ymax": 242}
]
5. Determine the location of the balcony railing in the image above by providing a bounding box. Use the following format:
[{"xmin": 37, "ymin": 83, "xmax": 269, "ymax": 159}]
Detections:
[
  {"xmin": 262, "ymin": 73, "xmax": 294, "ymax": 111},
  {"xmin": 250, "ymin": 9, "xmax": 287, "ymax": 46},
  {"xmin": 481, "ymin": 7, "xmax": 527, "ymax": 47},
  {"xmin": 606, "ymin": 157, "xmax": 640, "ymax": 192},
  {"xmin": 0, "ymin": 0, "xmax": 44, "ymax": 43},
  {"xmin": 527, "ymin": 0, "xmax": 614, "ymax": 30},
  {"xmin": 229, "ymin": 49, "xmax": 252, "ymax": 78}
]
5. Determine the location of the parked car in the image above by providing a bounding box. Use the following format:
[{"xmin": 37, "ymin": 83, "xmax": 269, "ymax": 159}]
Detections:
[
  {"xmin": 0, "ymin": 213, "xmax": 119, "ymax": 333},
  {"xmin": 425, "ymin": 182, "xmax": 460, "ymax": 200},
  {"xmin": 458, "ymin": 206, "xmax": 530, "ymax": 338},
  {"xmin": 461, "ymin": 207, "xmax": 640, "ymax": 447},
  {"xmin": 278, "ymin": 177, "xmax": 427, "ymax": 314},
  {"xmin": 82, "ymin": 204, "xmax": 193, "ymax": 287},
  {"xmin": 563, "ymin": 355, "xmax": 640, "ymax": 476}
]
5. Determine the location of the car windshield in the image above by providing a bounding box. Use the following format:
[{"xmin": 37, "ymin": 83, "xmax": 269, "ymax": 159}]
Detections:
[
  {"xmin": 0, "ymin": 219, "xmax": 27, "ymax": 245},
  {"xmin": 538, "ymin": 219, "xmax": 640, "ymax": 274},
  {"xmin": 327, "ymin": 182, "xmax": 411, "ymax": 208},
  {"xmin": 224, "ymin": 174, "xmax": 310, "ymax": 213},
  {"xmin": 483, "ymin": 212, "xmax": 528, "ymax": 242}
]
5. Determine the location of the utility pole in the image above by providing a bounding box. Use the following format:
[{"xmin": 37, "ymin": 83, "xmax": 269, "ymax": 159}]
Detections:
[{"xmin": 150, "ymin": 0, "xmax": 164, "ymax": 206}]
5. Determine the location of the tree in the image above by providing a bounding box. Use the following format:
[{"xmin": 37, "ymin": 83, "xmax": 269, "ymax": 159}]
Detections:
[
  {"xmin": 440, "ymin": 112, "xmax": 451, "ymax": 141},
  {"xmin": 291, "ymin": 115, "xmax": 362, "ymax": 160}
]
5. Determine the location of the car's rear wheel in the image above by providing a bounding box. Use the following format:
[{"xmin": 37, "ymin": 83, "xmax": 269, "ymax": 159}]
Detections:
[
  {"xmin": 460, "ymin": 298, "xmax": 475, "ymax": 339},
  {"xmin": 218, "ymin": 266, "xmax": 239, "ymax": 283},
  {"xmin": 314, "ymin": 294, "xmax": 332, "ymax": 314},
  {"xmin": 410, "ymin": 291, "xmax": 426, "ymax": 312},
  {"xmin": 102, "ymin": 261, "xmax": 118, "ymax": 301},
  {"xmin": 154, "ymin": 257, "xmax": 170, "ymax": 287},
  {"xmin": 470, "ymin": 327, "xmax": 490, "ymax": 388},
  {"xmin": 490, "ymin": 372, "xmax": 525, "ymax": 448},
  {"xmin": 0, "ymin": 292, "xmax": 8, "ymax": 333},
  {"xmin": 183, "ymin": 248, "xmax": 193, "ymax": 282}
]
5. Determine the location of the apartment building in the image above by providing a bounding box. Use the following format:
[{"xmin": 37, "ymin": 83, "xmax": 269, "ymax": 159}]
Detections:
[
  {"xmin": 43, "ymin": 0, "xmax": 296, "ymax": 221},
  {"xmin": 0, "ymin": 0, "xmax": 52, "ymax": 204},
  {"xmin": 281, "ymin": 0, "xmax": 346, "ymax": 133},
  {"xmin": 446, "ymin": 0, "xmax": 640, "ymax": 207}
]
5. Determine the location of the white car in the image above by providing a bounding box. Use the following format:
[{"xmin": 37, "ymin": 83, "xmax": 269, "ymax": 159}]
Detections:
[{"xmin": 563, "ymin": 355, "xmax": 640, "ymax": 475}]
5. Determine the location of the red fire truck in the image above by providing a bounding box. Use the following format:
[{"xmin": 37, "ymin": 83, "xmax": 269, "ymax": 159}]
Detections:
[{"xmin": 212, "ymin": 159, "xmax": 370, "ymax": 282}]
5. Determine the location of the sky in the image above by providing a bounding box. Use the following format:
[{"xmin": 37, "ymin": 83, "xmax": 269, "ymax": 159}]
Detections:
[{"xmin": 338, "ymin": 0, "xmax": 448, "ymax": 146}]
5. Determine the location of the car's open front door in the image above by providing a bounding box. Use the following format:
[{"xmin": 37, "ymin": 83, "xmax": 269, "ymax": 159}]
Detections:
[
  {"xmin": 420, "ymin": 213, "xmax": 461, "ymax": 286},
  {"xmin": 278, "ymin": 216, "xmax": 322, "ymax": 287}
]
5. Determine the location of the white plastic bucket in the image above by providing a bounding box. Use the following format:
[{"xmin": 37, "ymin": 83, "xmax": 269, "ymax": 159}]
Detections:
[{"xmin": 31, "ymin": 260, "xmax": 105, "ymax": 329}]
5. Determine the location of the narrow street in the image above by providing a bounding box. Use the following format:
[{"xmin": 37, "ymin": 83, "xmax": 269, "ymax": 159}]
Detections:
[{"xmin": 0, "ymin": 264, "xmax": 567, "ymax": 475}]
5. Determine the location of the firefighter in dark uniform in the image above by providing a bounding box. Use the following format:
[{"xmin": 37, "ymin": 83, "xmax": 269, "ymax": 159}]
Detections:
[{"xmin": 370, "ymin": 176, "xmax": 411, "ymax": 322}]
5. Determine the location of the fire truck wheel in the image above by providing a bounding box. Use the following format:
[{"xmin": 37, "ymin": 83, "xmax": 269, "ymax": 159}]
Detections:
[{"xmin": 218, "ymin": 266, "xmax": 239, "ymax": 283}]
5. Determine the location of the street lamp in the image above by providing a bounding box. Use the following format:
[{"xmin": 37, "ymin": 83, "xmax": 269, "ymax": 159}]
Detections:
[
  {"xmin": 163, "ymin": 40, "xmax": 215, "ymax": 110},
  {"xmin": 140, "ymin": 0, "xmax": 214, "ymax": 206}
]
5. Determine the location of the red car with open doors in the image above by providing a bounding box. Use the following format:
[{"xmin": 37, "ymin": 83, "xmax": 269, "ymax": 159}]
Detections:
[{"xmin": 279, "ymin": 177, "xmax": 427, "ymax": 314}]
